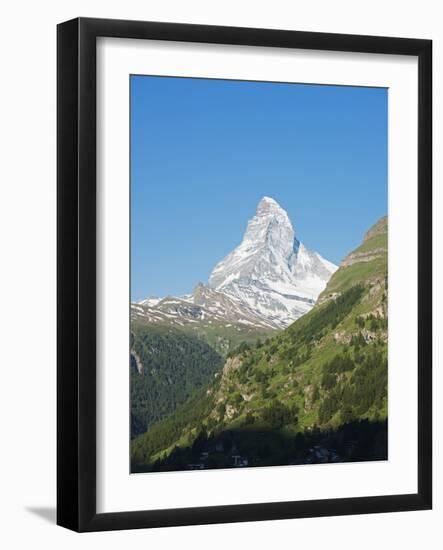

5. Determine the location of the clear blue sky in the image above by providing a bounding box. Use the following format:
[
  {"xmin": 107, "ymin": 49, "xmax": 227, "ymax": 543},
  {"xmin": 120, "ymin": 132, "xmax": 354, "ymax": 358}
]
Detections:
[{"xmin": 131, "ymin": 75, "xmax": 387, "ymax": 301}]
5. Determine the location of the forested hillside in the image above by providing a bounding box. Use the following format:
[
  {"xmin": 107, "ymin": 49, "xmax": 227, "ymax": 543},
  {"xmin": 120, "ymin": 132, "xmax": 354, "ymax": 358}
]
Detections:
[{"xmin": 131, "ymin": 324, "xmax": 223, "ymax": 437}]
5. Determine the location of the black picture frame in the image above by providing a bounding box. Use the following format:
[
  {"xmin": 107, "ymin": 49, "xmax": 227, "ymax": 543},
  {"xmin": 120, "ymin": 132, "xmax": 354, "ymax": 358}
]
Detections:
[{"xmin": 57, "ymin": 17, "xmax": 432, "ymax": 532}]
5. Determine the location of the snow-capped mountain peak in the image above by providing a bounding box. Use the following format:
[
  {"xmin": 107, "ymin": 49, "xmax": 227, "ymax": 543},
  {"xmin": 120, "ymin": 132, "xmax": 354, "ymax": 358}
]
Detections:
[
  {"xmin": 242, "ymin": 195, "xmax": 294, "ymax": 252},
  {"xmin": 134, "ymin": 197, "xmax": 337, "ymax": 331},
  {"xmin": 256, "ymin": 195, "xmax": 288, "ymax": 216},
  {"xmin": 208, "ymin": 197, "xmax": 337, "ymax": 327}
]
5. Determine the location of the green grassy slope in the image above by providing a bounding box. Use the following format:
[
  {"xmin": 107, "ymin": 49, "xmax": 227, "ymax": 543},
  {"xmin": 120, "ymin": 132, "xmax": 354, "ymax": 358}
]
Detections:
[{"xmin": 131, "ymin": 216, "xmax": 388, "ymax": 470}]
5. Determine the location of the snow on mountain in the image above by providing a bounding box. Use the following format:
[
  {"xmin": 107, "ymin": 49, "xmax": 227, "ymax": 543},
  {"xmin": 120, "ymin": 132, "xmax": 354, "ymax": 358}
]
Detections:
[
  {"xmin": 133, "ymin": 197, "xmax": 337, "ymax": 330},
  {"xmin": 208, "ymin": 197, "xmax": 337, "ymax": 327},
  {"xmin": 132, "ymin": 283, "xmax": 278, "ymax": 330},
  {"xmin": 138, "ymin": 296, "xmax": 162, "ymax": 307}
]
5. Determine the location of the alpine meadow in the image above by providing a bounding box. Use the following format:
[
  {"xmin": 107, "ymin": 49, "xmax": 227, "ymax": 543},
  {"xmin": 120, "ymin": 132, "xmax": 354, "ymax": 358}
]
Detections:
[{"xmin": 130, "ymin": 76, "xmax": 388, "ymax": 473}]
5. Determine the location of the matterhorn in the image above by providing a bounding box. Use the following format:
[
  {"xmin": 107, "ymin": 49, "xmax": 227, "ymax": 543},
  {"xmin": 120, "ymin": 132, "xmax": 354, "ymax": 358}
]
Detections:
[
  {"xmin": 133, "ymin": 197, "xmax": 337, "ymax": 330},
  {"xmin": 208, "ymin": 196, "xmax": 337, "ymax": 327}
]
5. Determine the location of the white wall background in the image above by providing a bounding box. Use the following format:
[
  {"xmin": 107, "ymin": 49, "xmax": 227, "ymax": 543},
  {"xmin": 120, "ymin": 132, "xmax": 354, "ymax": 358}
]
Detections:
[{"xmin": 0, "ymin": 1, "xmax": 440, "ymax": 548}]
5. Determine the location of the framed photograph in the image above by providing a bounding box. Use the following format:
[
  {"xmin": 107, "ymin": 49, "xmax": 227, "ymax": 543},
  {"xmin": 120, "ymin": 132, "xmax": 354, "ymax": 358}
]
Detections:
[{"xmin": 57, "ymin": 17, "xmax": 432, "ymax": 531}]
